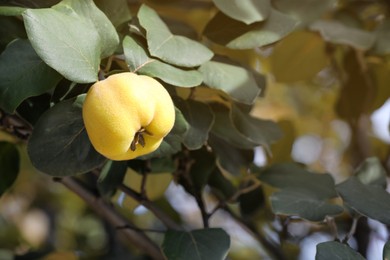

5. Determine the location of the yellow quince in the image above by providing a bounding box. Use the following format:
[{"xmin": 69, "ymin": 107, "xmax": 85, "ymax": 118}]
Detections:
[{"xmin": 82, "ymin": 72, "xmax": 175, "ymax": 160}]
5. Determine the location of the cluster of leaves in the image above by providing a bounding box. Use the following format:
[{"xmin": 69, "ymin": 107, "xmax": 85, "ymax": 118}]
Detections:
[{"xmin": 0, "ymin": 0, "xmax": 390, "ymax": 259}]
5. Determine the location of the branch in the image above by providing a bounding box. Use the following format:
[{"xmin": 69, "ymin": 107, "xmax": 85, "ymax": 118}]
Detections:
[
  {"xmin": 119, "ymin": 184, "xmax": 182, "ymax": 231},
  {"xmin": 55, "ymin": 177, "xmax": 165, "ymax": 260}
]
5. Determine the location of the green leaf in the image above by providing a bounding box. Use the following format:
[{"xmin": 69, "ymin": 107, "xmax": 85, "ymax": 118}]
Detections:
[
  {"xmin": 208, "ymin": 134, "xmax": 254, "ymax": 176},
  {"xmin": 27, "ymin": 99, "xmax": 106, "ymax": 176},
  {"xmin": 208, "ymin": 168, "xmax": 237, "ymax": 200},
  {"xmin": 212, "ymin": 0, "xmax": 271, "ymax": 24},
  {"xmin": 210, "ymin": 104, "xmax": 258, "ymax": 149},
  {"xmin": 239, "ymin": 185, "xmax": 265, "ymax": 217},
  {"xmin": 316, "ymin": 241, "xmax": 365, "ymax": 260},
  {"xmin": 355, "ymin": 157, "xmax": 387, "ymax": 187},
  {"xmin": 373, "ymin": 19, "xmax": 390, "ymax": 54},
  {"xmin": 123, "ymin": 35, "xmax": 203, "ymax": 87},
  {"xmin": 383, "ymin": 241, "xmax": 390, "ymax": 260},
  {"xmin": 175, "ymin": 98, "xmax": 214, "ymax": 150},
  {"xmin": 94, "ymin": 0, "xmax": 132, "ymax": 27},
  {"xmin": 54, "ymin": 0, "xmax": 119, "ymax": 58},
  {"xmin": 258, "ymin": 163, "xmax": 338, "ymax": 199},
  {"xmin": 310, "ymin": 20, "xmax": 375, "ymax": 50},
  {"xmin": 97, "ymin": 161, "xmax": 127, "ymax": 199},
  {"xmin": 271, "ymin": 188, "xmax": 343, "ymax": 221},
  {"xmin": 231, "ymin": 105, "xmax": 282, "ymax": 149},
  {"xmin": 0, "ymin": 39, "xmax": 62, "ymax": 113},
  {"xmin": 140, "ymin": 107, "xmax": 189, "ymax": 159},
  {"xmin": 137, "ymin": 4, "xmax": 213, "ymax": 67},
  {"xmin": 274, "ymin": 0, "xmax": 337, "ymax": 25},
  {"xmin": 204, "ymin": 9, "xmax": 297, "ymax": 49},
  {"xmin": 199, "ymin": 61, "xmax": 261, "ymax": 104},
  {"xmin": 336, "ymin": 177, "xmax": 390, "ymax": 225},
  {"xmin": 185, "ymin": 148, "xmax": 216, "ymax": 191},
  {"xmin": 162, "ymin": 228, "xmax": 230, "ymax": 260},
  {"xmin": 0, "ymin": 6, "xmax": 26, "ymax": 16},
  {"xmin": 0, "ymin": 16, "xmax": 27, "ymax": 52},
  {"xmin": 0, "ymin": 142, "xmax": 20, "ymax": 196},
  {"xmin": 270, "ymin": 31, "xmax": 329, "ymax": 83},
  {"xmin": 22, "ymin": 8, "xmax": 99, "ymax": 83},
  {"xmin": 22, "ymin": 0, "xmax": 119, "ymax": 83}
]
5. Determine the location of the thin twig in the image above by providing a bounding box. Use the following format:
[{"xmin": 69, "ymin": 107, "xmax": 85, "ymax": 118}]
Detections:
[
  {"xmin": 343, "ymin": 217, "xmax": 359, "ymax": 243},
  {"xmin": 326, "ymin": 216, "xmax": 340, "ymax": 242},
  {"xmin": 54, "ymin": 177, "xmax": 165, "ymax": 260}
]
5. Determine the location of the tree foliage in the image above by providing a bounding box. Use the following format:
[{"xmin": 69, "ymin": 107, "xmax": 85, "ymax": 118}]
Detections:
[{"xmin": 0, "ymin": 0, "xmax": 390, "ymax": 259}]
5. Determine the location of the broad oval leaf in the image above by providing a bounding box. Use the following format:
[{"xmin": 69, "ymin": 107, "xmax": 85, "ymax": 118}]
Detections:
[
  {"xmin": 137, "ymin": 4, "xmax": 213, "ymax": 67},
  {"xmin": 204, "ymin": 9, "xmax": 297, "ymax": 49},
  {"xmin": 270, "ymin": 31, "xmax": 329, "ymax": 83},
  {"xmin": 123, "ymin": 35, "xmax": 203, "ymax": 87},
  {"xmin": 95, "ymin": 0, "xmax": 132, "ymax": 28},
  {"xmin": 208, "ymin": 134, "xmax": 254, "ymax": 176},
  {"xmin": 0, "ymin": 141, "xmax": 20, "ymax": 196},
  {"xmin": 210, "ymin": 103, "xmax": 258, "ymax": 149},
  {"xmin": 23, "ymin": 8, "xmax": 100, "ymax": 83},
  {"xmin": 310, "ymin": 20, "xmax": 376, "ymax": 50},
  {"xmin": 336, "ymin": 177, "xmax": 390, "ymax": 225},
  {"xmin": 316, "ymin": 241, "xmax": 365, "ymax": 260},
  {"xmin": 0, "ymin": 39, "xmax": 62, "ymax": 113},
  {"xmin": 162, "ymin": 228, "xmax": 230, "ymax": 260},
  {"xmin": 274, "ymin": 0, "xmax": 337, "ymax": 25},
  {"xmin": 231, "ymin": 105, "xmax": 282, "ymax": 149},
  {"xmin": 212, "ymin": 0, "xmax": 271, "ymax": 24},
  {"xmin": 199, "ymin": 61, "xmax": 261, "ymax": 104},
  {"xmin": 27, "ymin": 99, "xmax": 106, "ymax": 176},
  {"xmin": 175, "ymin": 98, "xmax": 214, "ymax": 150},
  {"xmin": 271, "ymin": 188, "xmax": 343, "ymax": 221},
  {"xmin": 258, "ymin": 163, "xmax": 338, "ymax": 199},
  {"xmin": 54, "ymin": 0, "xmax": 119, "ymax": 59}
]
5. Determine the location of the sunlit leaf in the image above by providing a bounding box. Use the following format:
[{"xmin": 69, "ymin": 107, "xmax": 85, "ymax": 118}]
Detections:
[
  {"xmin": 123, "ymin": 35, "xmax": 203, "ymax": 87},
  {"xmin": 316, "ymin": 241, "xmax": 365, "ymax": 260},
  {"xmin": 22, "ymin": 0, "xmax": 119, "ymax": 83},
  {"xmin": 212, "ymin": 0, "xmax": 271, "ymax": 24},
  {"xmin": 138, "ymin": 4, "xmax": 213, "ymax": 67},
  {"xmin": 27, "ymin": 99, "xmax": 106, "ymax": 176},
  {"xmin": 310, "ymin": 20, "xmax": 375, "ymax": 50},
  {"xmin": 204, "ymin": 9, "xmax": 297, "ymax": 49},
  {"xmin": 0, "ymin": 141, "xmax": 20, "ymax": 196},
  {"xmin": 336, "ymin": 176, "xmax": 390, "ymax": 225},
  {"xmin": 0, "ymin": 39, "xmax": 62, "ymax": 113},
  {"xmin": 271, "ymin": 188, "xmax": 343, "ymax": 221},
  {"xmin": 162, "ymin": 228, "xmax": 230, "ymax": 260},
  {"xmin": 175, "ymin": 98, "xmax": 214, "ymax": 150},
  {"xmin": 54, "ymin": 0, "xmax": 119, "ymax": 58},
  {"xmin": 199, "ymin": 61, "xmax": 261, "ymax": 104},
  {"xmin": 270, "ymin": 31, "xmax": 329, "ymax": 83}
]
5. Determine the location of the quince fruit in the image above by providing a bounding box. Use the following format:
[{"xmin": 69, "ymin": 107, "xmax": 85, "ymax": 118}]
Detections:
[{"xmin": 82, "ymin": 72, "xmax": 175, "ymax": 160}]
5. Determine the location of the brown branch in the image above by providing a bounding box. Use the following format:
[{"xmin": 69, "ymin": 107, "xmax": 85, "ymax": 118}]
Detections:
[
  {"xmin": 119, "ymin": 184, "xmax": 182, "ymax": 231},
  {"xmin": 55, "ymin": 177, "xmax": 165, "ymax": 260}
]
